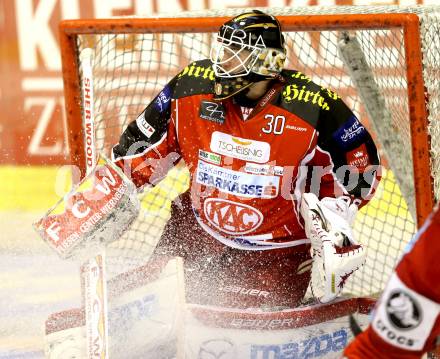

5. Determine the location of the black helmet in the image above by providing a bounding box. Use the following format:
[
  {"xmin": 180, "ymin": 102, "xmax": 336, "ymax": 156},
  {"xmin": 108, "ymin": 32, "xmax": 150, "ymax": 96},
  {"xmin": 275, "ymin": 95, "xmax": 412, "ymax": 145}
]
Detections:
[{"xmin": 210, "ymin": 10, "xmax": 286, "ymax": 100}]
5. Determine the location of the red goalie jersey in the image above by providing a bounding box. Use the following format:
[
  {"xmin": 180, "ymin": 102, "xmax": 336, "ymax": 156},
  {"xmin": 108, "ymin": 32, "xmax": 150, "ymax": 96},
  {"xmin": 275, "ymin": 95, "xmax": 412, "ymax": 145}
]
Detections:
[
  {"xmin": 344, "ymin": 205, "xmax": 440, "ymax": 358},
  {"xmin": 112, "ymin": 59, "xmax": 381, "ymax": 308},
  {"xmin": 113, "ymin": 59, "xmax": 380, "ymax": 249}
]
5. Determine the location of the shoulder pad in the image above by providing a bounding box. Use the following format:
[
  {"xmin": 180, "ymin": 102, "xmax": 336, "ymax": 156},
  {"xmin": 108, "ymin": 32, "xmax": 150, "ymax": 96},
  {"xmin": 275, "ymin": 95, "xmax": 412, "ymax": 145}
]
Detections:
[
  {"xmin": 172, "ymin": 59, "xmax": 215, "ymax": 99},
  {"xmin": 282, "ymin": 69, "xmax": 317, "ymax": 86},
  {"xmin": 275, "ymin": 70, "xmax": 337, "ymax": 127}
]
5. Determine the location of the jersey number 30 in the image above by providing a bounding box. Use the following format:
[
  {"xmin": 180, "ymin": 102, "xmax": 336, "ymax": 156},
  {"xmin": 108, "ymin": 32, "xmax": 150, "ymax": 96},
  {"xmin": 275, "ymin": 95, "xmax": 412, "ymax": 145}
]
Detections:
[{"xmin": 262, "ymin": 114, "xmax": 285, "ymax": 135}]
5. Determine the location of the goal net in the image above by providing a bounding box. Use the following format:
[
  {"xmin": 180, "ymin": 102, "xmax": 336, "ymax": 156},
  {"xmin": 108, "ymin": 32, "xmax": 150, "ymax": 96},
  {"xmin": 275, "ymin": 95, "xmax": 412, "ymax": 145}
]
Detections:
[{"xmin": 59, "ymin": 6, "xmax": 439, "ymax": 299}]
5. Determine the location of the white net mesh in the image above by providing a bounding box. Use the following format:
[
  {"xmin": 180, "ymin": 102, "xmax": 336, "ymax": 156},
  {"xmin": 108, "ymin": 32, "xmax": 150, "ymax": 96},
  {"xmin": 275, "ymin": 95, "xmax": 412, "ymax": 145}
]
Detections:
[{"xmin": 70, "ymin": 6, "xmax": 440, "ymax": 299}]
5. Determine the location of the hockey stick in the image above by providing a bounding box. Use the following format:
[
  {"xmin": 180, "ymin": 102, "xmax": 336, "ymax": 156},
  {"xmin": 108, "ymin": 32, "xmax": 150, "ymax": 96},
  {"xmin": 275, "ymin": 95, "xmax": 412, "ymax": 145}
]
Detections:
[
  {"xmin": 81, "ymin": 254, "xmax": 109, "ymax": 358},
  {"xmin": 45, "ymin": 256, "xmax": 186, "ymax": 358},
  {"xmin": 36, "ymin": 48, "xmax": 116, "ymax": 358}
]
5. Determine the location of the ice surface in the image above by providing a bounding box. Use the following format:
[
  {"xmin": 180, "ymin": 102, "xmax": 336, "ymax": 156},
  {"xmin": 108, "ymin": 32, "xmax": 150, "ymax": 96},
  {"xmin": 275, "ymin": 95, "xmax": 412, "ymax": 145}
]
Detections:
[{"xmin": 0, "ymin": 211, "xmax": 81, "ymax": 357}]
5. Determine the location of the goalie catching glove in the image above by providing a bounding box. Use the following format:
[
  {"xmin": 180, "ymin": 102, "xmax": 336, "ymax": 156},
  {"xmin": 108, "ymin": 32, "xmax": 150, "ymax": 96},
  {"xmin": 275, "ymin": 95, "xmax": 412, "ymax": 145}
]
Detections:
[{"xmin": 300, "ymin": 193, "xmax": 365, "ymax": 303}]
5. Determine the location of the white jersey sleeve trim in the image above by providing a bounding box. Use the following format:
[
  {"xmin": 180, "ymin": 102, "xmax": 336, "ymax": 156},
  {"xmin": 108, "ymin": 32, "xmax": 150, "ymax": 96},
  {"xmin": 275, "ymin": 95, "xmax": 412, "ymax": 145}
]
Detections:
[
  {"xmin": 315, "ymin": 145, "xmax": 349, "ymax": 196},
  {"xmin": 292, "ymin": 130, "xmax": 317, "ymax": 225}
]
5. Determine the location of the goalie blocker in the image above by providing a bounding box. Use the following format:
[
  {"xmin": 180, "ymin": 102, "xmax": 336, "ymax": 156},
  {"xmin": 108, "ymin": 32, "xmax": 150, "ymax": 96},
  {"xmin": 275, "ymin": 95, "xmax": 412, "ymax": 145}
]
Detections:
[{"xmin": 34, "ymin": 155, "xmax": 140, "ymax": 260}]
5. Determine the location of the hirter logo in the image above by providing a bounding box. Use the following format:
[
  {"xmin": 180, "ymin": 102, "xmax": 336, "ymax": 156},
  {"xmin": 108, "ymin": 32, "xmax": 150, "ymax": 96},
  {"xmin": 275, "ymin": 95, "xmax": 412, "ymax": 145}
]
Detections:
[{"xmin": 203, "ymin": 198, "xmax": 263, "ymax": 235}]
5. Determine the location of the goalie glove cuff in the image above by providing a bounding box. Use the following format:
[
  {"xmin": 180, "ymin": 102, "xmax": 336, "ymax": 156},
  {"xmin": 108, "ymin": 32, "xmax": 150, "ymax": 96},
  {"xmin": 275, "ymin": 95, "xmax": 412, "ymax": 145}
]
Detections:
[{"xmin": 315, "ymin": 239, "xmax": 365, "ymax": 303}]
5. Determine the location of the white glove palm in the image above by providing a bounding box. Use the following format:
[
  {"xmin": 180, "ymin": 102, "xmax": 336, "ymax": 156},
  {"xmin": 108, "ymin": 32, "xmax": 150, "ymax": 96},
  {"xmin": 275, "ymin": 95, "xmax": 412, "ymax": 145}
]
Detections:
[
  {"xmin": 300, "ymin": 193, "xmax": 365, "ymax": 303},
  {"xmin": 319, "ymin": 196, "xmax": 359, "ymax": 245}
]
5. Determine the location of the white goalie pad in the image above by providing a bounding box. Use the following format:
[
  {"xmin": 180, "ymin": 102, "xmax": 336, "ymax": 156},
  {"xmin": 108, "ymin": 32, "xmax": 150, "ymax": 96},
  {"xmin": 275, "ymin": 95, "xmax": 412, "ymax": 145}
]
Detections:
[
  {"xmin": 300, "ymin": 193, "xmax": 366, "ymax": 303},
  {"xmin": 45, "ymin": 256, "xmax": 185, "ymax": 358},
  {"xmin": 44, "ymin": 256, "xmax": 374, "ymax": 358},
  {"xmin": 34, "ymin": 155, "xmax": 140, "ymax": 260}
]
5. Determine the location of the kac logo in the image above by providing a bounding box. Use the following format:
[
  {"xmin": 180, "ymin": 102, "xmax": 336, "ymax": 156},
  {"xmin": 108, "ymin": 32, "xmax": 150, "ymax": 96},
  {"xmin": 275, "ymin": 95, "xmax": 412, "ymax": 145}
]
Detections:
[{"xmin": 204, "ymin": 198, "xmax": 263, "ymax": 235}]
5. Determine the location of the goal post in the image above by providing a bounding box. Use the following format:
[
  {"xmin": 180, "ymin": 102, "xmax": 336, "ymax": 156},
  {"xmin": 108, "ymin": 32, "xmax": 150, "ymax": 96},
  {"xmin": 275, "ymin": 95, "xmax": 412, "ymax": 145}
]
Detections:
[{"xmin": 58, "ymin": 7, "xmax": 438, "ymax": 298}]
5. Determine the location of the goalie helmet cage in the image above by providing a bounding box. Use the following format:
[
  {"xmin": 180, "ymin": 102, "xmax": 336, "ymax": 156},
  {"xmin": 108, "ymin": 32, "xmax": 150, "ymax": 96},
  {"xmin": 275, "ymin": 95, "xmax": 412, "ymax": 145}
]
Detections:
[{"xmin": 59, "ymin": 6, "xmax": 438, "ymax": 298}]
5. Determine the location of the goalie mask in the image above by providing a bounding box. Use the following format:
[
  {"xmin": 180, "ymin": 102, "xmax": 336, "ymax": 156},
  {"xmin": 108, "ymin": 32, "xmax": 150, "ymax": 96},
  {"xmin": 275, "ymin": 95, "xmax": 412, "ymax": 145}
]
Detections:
[{"xmin": 210, "ymin": 10, "xmax": 286, "ymax": 100}]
